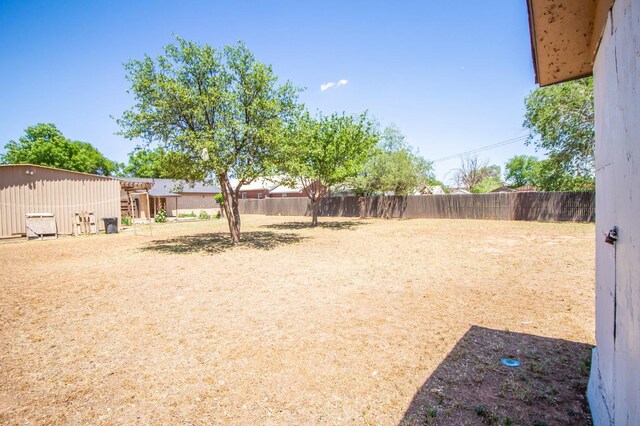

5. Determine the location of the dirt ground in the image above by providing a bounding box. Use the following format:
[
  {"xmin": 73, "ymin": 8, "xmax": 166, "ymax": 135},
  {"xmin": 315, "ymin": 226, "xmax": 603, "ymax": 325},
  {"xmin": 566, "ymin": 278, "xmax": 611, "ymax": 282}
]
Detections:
[{"xmin": 0, "ymin": 215, "xmax": 595, "ymax": 425}]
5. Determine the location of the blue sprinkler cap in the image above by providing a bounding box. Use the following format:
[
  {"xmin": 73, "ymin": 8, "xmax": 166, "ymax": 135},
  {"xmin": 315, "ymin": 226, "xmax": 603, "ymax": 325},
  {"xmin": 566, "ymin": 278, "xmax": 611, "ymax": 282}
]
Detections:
[{"xmin": 500, "ymin": 358, "xmax": 521, "ymax": 367}]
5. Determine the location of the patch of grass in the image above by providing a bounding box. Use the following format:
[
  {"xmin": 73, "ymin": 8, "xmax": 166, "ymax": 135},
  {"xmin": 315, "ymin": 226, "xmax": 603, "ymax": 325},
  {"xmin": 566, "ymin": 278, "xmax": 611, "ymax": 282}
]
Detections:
[
  {"xmin": 475, "ymin": 404, "xmax": 487, "ymax": 415},
  {"xmin": 142, "ymin": 231, "xmax": 307, "ymax": 254},
  {"xmin": 262, "ymin": 220, "xmax": 367, "ymax": 231}
]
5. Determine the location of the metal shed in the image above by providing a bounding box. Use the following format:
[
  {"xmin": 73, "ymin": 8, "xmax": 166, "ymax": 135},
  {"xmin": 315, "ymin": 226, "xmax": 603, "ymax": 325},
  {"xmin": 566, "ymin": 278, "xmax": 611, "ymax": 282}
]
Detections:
[{"xmin": 0, "ymin": 164, "xmax": 121, "ymax": 238}]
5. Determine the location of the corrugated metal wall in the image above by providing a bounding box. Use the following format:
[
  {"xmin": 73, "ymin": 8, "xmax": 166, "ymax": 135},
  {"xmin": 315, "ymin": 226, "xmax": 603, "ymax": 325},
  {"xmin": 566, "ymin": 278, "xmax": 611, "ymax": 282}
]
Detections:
[{"xmin": 0, "ymin": 165, "xmax": 121, "ymax": 237}]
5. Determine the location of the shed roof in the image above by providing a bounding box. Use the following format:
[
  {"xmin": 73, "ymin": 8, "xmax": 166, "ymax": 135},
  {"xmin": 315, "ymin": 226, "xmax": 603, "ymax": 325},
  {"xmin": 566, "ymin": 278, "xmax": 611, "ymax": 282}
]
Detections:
[
  {"xmin": 0, "ymin": 164, "xmax": 116, "ymax": 180},
  {"xmin": 269, "ymin": 183, "xmax": 305, "ymax": 195},
  {"xmin": 118, "ymin": 178, "xmax": 220, "ymax": 197},
  {"xmin": 526, "ymin": 0, "xmax": 613, "ymax": 86},
  {"xmin": 229, "ymin": 177, "xmax": 280, "ymax": 192}
]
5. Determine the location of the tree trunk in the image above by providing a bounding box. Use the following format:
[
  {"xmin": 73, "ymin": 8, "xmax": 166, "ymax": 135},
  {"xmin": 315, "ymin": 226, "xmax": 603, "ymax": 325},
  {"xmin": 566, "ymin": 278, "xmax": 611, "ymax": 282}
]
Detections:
[
  {"xmin": 358, "ymin": 196, "xmax": 367, "ymax": 219},
  {"xmin": 311, "ymin": 197, "xmax": 320, "ymax": 227},
  {"xmin": 382, "ymin": 195, "xmax": 392, "ymax": 219},
  {"xmin": 218, "ymin": 173, "xmax": 241, "ymax": 244}
]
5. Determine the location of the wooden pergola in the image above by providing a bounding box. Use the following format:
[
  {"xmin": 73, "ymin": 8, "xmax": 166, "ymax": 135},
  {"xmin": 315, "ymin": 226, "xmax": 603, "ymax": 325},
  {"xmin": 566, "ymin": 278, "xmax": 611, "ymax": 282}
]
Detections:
[{"xmin": 119, "ymin": 181, "xmax": 153, "ymax": 235}]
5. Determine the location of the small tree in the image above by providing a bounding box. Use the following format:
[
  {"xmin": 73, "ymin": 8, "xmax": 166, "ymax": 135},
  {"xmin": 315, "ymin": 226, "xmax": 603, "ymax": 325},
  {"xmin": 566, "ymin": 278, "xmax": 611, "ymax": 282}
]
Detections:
[
  {"xmin": 118, "ymin": 38, "xmax": 300, "ymax": 243},
  {"xmin": 453, "ymin": 155, "xmax": 500, "ymax": 191},
  {"xmin": 351, "ymin": 125, "xmax": 435, "ymax": 218},
  {"xmin": 281, "ymin": 111, "xmax": 378, "ymax": 226}
]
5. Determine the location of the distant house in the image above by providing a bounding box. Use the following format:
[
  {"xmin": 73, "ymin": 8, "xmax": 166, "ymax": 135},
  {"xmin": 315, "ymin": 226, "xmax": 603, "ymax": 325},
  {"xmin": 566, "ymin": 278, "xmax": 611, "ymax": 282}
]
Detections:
[
  {"xmin": 515, "ymin": 185, "xmax": 537, "ymax": 192},
  {"xmin": 448, "ymin": 188, "xmax": 470, "ymax": 195},
  {"xmin": 229, "ymin": 178, "xmax": 279, "ymax": 200},
  {"xmin": 416, "ymin": 185, "xmax": 445, "ymax": 195},
  {"xmin": 268, "ymin": 183, "xmax": 308, "ymax": 198},
  {"xmin": 489, "ymin": 186, "xmax": 516, "ymax": 193},
  {"xmin": 119, "ymin": 178, "xmax": 220, "ymax": 219}
]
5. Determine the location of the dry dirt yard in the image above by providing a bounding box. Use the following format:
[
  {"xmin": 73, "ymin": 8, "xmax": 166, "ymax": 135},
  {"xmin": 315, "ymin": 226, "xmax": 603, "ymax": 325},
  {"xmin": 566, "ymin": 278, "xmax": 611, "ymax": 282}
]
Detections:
[{"xmin": 0, "ymin": 216, "xmax": 595, "ymax": 425}]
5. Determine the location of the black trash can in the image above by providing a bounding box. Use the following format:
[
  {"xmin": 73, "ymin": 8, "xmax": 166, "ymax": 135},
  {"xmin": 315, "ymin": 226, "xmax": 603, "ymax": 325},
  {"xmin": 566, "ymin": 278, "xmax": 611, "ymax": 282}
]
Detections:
[{"xmin": 103, "ymin": 217, "xmax": 118, "ymax": 234}]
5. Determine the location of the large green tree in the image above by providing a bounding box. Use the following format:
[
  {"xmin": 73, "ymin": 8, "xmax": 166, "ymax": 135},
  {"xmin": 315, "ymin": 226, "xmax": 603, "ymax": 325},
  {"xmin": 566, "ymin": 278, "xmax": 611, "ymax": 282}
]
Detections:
[
  {"xmin": 118, "ymin": 38, "xmax": 300, "ymax": 243},
  {"xmin": 1, "ymin": 123, "xmax": 120, "ymax": 175},
  {"xmin": 504, "ymin": 154, "xmax": 539, "ymax": 188},
  {"xmin": 530, "ymin": 159, "xmax": 594, "ymax": 191},
  {"xmin": 121, "ymin": 147, "xmax": 178, "ymax": 178},
  {"xmin": 281, "ymin": 111, "xmax": 379, "ymax": 226},
  {"xmin": 523, "ymin": 76, "xmax": 594, "ymax": 185}
]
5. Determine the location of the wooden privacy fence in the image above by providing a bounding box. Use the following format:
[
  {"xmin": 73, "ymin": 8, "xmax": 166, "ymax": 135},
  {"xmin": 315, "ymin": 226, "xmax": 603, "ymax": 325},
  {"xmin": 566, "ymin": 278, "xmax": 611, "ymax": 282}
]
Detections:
[{"xmin": 238, "ymin": 192, "xmax": 595, "ymax": 222}]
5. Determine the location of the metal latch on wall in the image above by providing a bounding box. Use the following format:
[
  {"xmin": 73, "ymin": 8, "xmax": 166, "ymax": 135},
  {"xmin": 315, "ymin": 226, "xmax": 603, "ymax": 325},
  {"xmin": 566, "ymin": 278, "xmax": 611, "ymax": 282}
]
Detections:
[{"xmin": 605, "ymin": 226, "xmax": 619, "ymax": 245}]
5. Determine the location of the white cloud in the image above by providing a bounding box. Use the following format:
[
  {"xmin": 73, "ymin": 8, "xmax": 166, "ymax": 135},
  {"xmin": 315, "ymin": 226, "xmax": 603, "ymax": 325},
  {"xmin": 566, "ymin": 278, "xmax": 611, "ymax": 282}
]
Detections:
[
  {"xmin": 320, "ymin": 82, "xmax": 335, "ymax": 91},
  {"xmin": 320, "ymin": 79, "xmax": 348, "ymax": 91}
]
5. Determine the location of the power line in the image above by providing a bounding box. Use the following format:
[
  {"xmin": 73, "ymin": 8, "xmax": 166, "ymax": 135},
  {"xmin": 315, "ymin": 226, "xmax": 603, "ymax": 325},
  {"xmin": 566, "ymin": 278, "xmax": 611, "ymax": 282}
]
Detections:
[{"xmin": 432, "ymin": 134, "xmax": 529, "ymax": 163}]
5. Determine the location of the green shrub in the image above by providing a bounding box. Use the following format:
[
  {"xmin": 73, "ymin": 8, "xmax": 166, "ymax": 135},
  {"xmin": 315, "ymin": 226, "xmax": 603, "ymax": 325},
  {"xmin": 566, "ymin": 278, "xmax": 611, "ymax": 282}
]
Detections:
[
  {"xmin": 178, "ymin": 212, "xmax": 197, "ymax": 218},
  {"xmin": 214, "ymin": 193, "xmax": 224, "ymax": 205},
  {"xmin": 215, "ymin": 211, "xmax": 221, "ymax": 219},
  {"xmin": 155, "ymin": 208, "xmax": 167, "ymax": 223},
  {"xmin": 121, "ymin": 216, "xmax": 132, "ymax": 226},
  {"xmin": 198, "ymin": 210, "xmax": 211, "ymax": 220}
]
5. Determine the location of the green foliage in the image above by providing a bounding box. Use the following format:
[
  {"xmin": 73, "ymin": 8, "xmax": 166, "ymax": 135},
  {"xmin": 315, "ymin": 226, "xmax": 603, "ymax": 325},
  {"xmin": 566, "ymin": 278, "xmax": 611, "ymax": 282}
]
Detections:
[
  {"xmin": 350, "ymin": 124, "xmax": 435, "ymax": 196},
  {"xmin": 503, "ymin": 154, "xmax": 592, "ymax": 191},
  {"xmin": 214, "ymin": 193, "xmax": 224, "ymax": 205},
  {"xmin": 1, "ymin": 123, "xmax": 120, "ymax": 175},
  {"xmin": 530, "ymin": 159, "xmax": 594, "ymax": 191},
  {"xmin": 475, "ymin": 405, "xmax": 487, "ymax": 415},
  {"xmin": 524, "ymin": 77, "xmax": 594, "ymax": 182},
  {"xmin": 198, "ymin": 210, "xmax": 211, "ymax": 220},
  {"xmin": 504, "ymin": 155, "xmax": 539, "ymax": 188},
  {"xmin": 215, "ymin": 211, "xmax": 221, "ymax": 219},
  {"xmin": 155, "ymin": 208, "xmax": 167, "ymax": 223},
  {"xmin": 118, "ymin": 37, "xmax": 301, "ymax": 241},
  {"xmin": 122, "ymin": 147, "xmax": 177, "ymax": 178},
  {"xmin": 178, "ymin": 212, "xmax": 197, "ymax": 218},
  {"xmin": 121, "ymin": 216, "xmax": 132, "ymax": 226},
  {"xmin": 281, "ymin": 111, "xmax": 379, "ymax": 197},
  {"xmin": 118, "ymin": 36, "xmax": 300, "ymax": 188},
  {"xmin": 471, "ymin": 175, "xmax": 502, "ymax": 193}
]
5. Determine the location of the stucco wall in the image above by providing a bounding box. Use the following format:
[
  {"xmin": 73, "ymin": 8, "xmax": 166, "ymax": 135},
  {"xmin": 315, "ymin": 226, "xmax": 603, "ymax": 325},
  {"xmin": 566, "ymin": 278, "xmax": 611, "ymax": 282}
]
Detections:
[
  {"xmin": 588, "ymin": 0, "xmax": 640, "ymax": 424},
  {"xmin": 175, "ymin": 194, "xmax": 219, "ymax": 216}
]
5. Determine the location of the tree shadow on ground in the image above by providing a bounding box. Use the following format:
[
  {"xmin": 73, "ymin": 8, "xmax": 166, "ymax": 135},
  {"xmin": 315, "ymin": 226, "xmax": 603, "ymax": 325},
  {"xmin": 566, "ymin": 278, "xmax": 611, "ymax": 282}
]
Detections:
[
  {"xmin": 261, "ymin": 220, "xmax": 368, "ymax": 231},
  {"xmin": 141, "ymin": 231, "xmax": 306, "ymax": 255},
  {"xmin": 400, "ymin": 326, "xmax": 593, "ymax": 426}
]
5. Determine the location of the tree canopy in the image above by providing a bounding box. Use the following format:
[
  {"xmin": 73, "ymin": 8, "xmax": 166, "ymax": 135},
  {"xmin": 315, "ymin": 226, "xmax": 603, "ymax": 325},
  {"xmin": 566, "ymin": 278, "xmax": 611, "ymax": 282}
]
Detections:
[
  {"xmin": 118, "ymin": 38, "xmax": 300, "ymax": 242},
  {"xmin": 504, "ymin": 155, "xmax": 539, "ymax": 188},
  {"xmin": 280, "ymin": 111, "xmax": 379, "ymax": 226},
  {"xmin": 350, "ymin": 124, "xmax": 436, "ymax": 197},
  {"xmin": 503, "ymin": 154, "xmax": 593, "ymax": 191},
  {"xmin": 523, "ymin": 76, "xmax": 594, "ymax": 186},
  {"xmin": 1, "ymin": 123, "xmax": 120, "ymax": 175},
  {"xmin": 121, "ymin": 147, "xmax": 179, "ymax": 178}
]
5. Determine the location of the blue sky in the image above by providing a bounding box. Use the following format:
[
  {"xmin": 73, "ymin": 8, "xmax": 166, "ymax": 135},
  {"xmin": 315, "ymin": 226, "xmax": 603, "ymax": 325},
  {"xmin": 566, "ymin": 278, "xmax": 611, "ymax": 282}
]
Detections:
[{"xmin": 0, "ymin": 1, "xmax": 541, "ymax": 182}]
